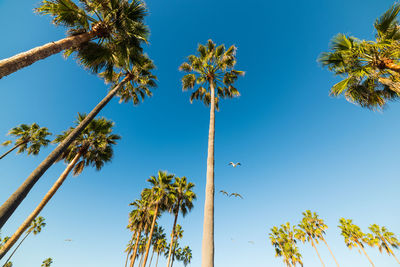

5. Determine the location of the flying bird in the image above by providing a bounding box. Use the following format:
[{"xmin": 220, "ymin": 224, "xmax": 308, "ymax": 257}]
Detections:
[
  {"xmin": 229, "ymin": 193, "xmax": 243, "ymax": 199},
  {"xmin": 64, "ymin": 239, "xmax": 72, "ymax": 242},
  {"xmin": 248, "ymin": 241, "xmax": 255, "ymax": 245},
  {"xmin": 219, "ymin": 190, "xmax": 229, "ymax": 196},
  {"xmin": 228, "ymin": 162, "xmax": 241, "ymax": 168}
]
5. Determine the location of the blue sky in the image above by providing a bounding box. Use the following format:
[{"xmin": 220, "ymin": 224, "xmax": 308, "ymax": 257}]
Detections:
[{"xmin": 1, "ymin": 0, "xmax": 400, "ymax": 266}]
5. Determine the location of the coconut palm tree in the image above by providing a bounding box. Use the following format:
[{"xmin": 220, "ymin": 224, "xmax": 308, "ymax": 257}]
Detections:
[
  {"xmin": 0, "ymin": 51, "xmax": 156, "ymax": 230},
  {"xmin": 2, "ymin": 217, "xmax": 46, "ymax": 266},
  {"xmin": 0, "ymin": 116, "xmax": 119, "ymax": 260},
  {"xmin": 166, "ymin": 177, "xmax": 196, "ymax": 267},
  {"xmin": 1, "ymin": 123, "xmax": 51, "ymax": 160},
  {"xmin": 180, "ymin": 39, "xmax": 244, "ymax": 267},
  {"xmin": 339, "ymin": 218, "xmax": 375, "ymax": 266},
  {"xmin": 318, "ymin": 3, "xmax": 400, "ymax": 110},
  {"xmin": 0, "ymin": 0, "xmax": 148, "ymax": 79},
  {"xmin": 41, "ymin": 258, "xmax": 53, "ymax": 267},
  {"xmin": 369, "ymin": 224, "xmax": 400, "ymax": 264},
  {"xmin": 140, "ymin": 171, "xmax": 174, "ymax": 267}
]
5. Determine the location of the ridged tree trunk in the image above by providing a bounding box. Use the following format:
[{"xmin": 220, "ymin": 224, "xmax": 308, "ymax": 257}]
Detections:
[
  {"xmin": 357, "ymin": 241, "xmax": 375, "ymax": 267},
  {"xmin": 149, "ymin": 247, "xmax": 155, "ymax": 267},
  {"xmin": 379, "ymin": 58, "xmax": 400, "ymax": 74},
  {"xmin": 155, "ymin": 252, "xmax": 160, "ymax": 267},
  {"xmin": 166, "ymin": 200, "xmax": 180, "ymax": 267},
  {"xmin": 142, "ymin": 204, "xmax": 159, "ymax": 267},
  {"xmin": 130, "ymin": 222, "xmax": 145, "ymax": 267},
  {"xmin": 0, "ymin": 141, "xmax": 27, "ymax": 160},
  {"xmin": 321, "ymin": 236, "xmax": 340, "ymax": 267},
  {"xmin": 201, "ymin": 81, "xmax": 215, "ymax": 267},
  {"xmin": 2, "ymin": 230, "xmax": 31, "ymax": 266},
  {"xmin": 0, "ymin": 152, "xmax": 81, "ymax": 260},
  {"xmin": 310, "ymin": 237, "xmax": 325, "ymax": 267},
  {"xmin": 0, "ymin": 32, "xmax": 94, "ymax": 79},
  {"xmin": 0, "ymin": 75, "xmax": 131, "ymax": 229},
  {"xmin": 125, "ymin": 230, "xmax": 138, "ymax": 267}
]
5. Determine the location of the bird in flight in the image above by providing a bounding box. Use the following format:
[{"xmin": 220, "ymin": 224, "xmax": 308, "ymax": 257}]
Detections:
[
  {"xmin": 64, "ymin": 239, "xmax": 72, "ymax": 242},
  {"xmin": 229, "ymin": 193, "xmax": 243, "ymax": 199},
  {"xmin": 219, "ymin": 190, "xmax": 229, "ymax": 196},
  {"xmin": 248, "ymin": 241, "xmax": 255, "ymax": 245},
  {"xmin": 228, "ymin": 162, "xmax": 241, "ymax": 168}
]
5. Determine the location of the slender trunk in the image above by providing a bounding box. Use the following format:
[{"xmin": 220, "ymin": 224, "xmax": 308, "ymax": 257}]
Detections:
[
  {"xmin": 0, "ymin": 141, "xmax": 27, "ymax": 160},
  {"xmin": 155, "ymin": 252, "xmax": 160, "ymax": 267},
  {"xmin": 0, "ymin": 75, "xmax": 130, "ymax": 229},
  {"xmin": 310, "ymin": 237, "xmax": 325, "ymax": 267},
  {"xmin": 321, "ymin": 237, "xmax": 340, "ymax": 267},
  {"xmin": 391, "ymin": 250, "xmax": 400, "ymax": 265},
  {"xmin": 130, "ymin": 222, "xmax": 145, "ymax": 267},
  {"xmin": 171, "ymin": 241, "xmax": 177, "ymax": 267},
  {"xmin": 201, "ymin": 81, "xmax": 215, "ymax": 267},
  {"xmin": 0, "ymin": 152, "xmax": 81, "ymax": 260},
  {"xmin": 142, "ymin": 204, "xmax": 159, "ymax": 267},
  {"xmin": 357, "ymin": 241, "xmax": 375, "ymax": 267},
  {"xmin": 0, "ymin": 32, "xmax": 94, "ymax": 79},
  {"xmin": 139, "ymin": 252, "xmax": 144, "ymax": 267},
  {"xmin": 125, "ymin": 230, "xmax": 138, "ymax": 267},
  {"xmin": 380, "ymin": 236, "xmax": 400, "ymax": 264},
  {"xmin": 2, "ymin": 231, "xmax": 31, "ymax": 265},
  {"xmin": 166, "ymin": 203, "xmax": 180, "ymax": 267},
  {"xmin": 149, "ymin": 247, "xmax": 155, "ymax": 267}
]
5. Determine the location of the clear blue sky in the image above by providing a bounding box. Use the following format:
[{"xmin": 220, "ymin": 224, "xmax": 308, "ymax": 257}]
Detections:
[{"xmin": 1, "ymin": 0, "xmax": 399, "ymax": 266}]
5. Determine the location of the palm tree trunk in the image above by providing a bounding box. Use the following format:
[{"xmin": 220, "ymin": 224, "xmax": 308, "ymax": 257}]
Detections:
[
  {"xmin": 0, "ymin": 152, "xmax": 81, "ymax": 260},
  {"xmin": 321, "ymin": 237, "xmax": 339, "ymax": 267},
  {"xmin": 149, "ymin": 247, "xmax": 155, "ymax": 267},
  {"xmin": 0, "ymin": 75, "xmax": 131, "ymax": 229},
  {"xmin": 166, "ymin": 205, "xmax": 180, "ymax": 267},
  {"xmin": 0, "ymin": 32, "xmax": 95, "ymax": 79},
  {"xmin": 139, "ymin": 252, "xmax": 144, "ymax": 267},
  {"xmin": 201, "ymin": 80, "xmax": 215, "ymax": 267},
  {"xmin": 357, "ymin": 242, "xmax": 375, "ymax": 267},
  {"xmin": 142, "ymin": 204, "xmax": 159, "ymax": 267},
  {"xmin": 171, "ymin": 244, "xmax": 176, "ymax": 267},
  {"xmin": 378, "ymin": 58, "xmax": 400, "ymax": 74},
  {"xmin": 2, "ymin": 231, "xmax": 31, "ymax": 265},
  {"xmin": 0, "ymin": 141, "xmax": 27, "ymax": 160},
  {"xmin": 125, "ymin": 230, "xmax": 138, "ymax": 267},
  {"xmin": 130, "ymin": 222, "xmax": 144, "ymax": 267},
  {"xmin": 380, "ymin": 237, "xmax": 400, "ymax": 264},
  {"xmin": 155, "ymin": 252, "xmax": 160, "ymax": 267},
  {"xmin": 390, "ymin": 250, "xmax": 400, "ymax": 265},
  {"xmin": 310, "ymin": 237, "xmax": 325, "ymax": 267}
]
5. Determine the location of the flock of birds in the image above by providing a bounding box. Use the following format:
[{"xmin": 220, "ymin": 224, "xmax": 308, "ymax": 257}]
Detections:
[{"xmin": 219, "ymin": 162, "xmax": 243, "ymax": 199}]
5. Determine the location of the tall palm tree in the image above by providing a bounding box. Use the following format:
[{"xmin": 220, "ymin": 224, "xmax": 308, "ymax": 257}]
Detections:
[
  {"xmin": 318, "ymin": 3, "xmax": 400, "ymax": 110},
  {"xmin": 0, "ymin": 115, "xmax": 119, "ymax": 260},
  {"xmin": 166, "ymin": 177, "xmax": 196, "ymax": 267},
  {"xmin": 0, "ymin": 51, "xmax": 156, "ymax": 229},
  {"xmin": 41, "ymin": 258, "xmax": 53, "ymax": 267},
  {"xmin": 179, "ymin": 39, "xmax": 244, "ymax": 267},
  {"xmin": 0, "ymin": 0, "xmax": 148, "ymax": 79},
  {"xmin": 3, "ymin": 217, "xmax": 46, "ymax": 266},
  {"xmin": 270, "ymin": 223, "xmax": 303, "ymax": 267},
  {"xmin": 141, "ymin": 171, "xmax": 174, "ymax": 267},
  {"xmin": 339, "ymin": 218, "xmax": 375, "ymax": 266},
  {"xmin": 1, "ymin": 123, "xmax": 51, "ymax": 160},
  {"xmin": 369, "ymin": 224, "xmax": 400, "ymax": 264}
]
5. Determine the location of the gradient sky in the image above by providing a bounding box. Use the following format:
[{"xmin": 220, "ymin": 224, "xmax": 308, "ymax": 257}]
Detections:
[{"xmin": 1, "ymin": 0, "xmax": 400, "ymax": 266}]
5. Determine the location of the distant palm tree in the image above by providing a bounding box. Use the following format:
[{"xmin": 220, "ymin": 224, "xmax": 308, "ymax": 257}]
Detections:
[
  {"xmin": 180, "ymin": 39, "xmax": 244, "ymax": 267},
  {"xmin": 141, "ymin": 171, "xmax": 174, "ymax": 267},
  {"xmin": 319, "ymin": 4, "xmax": 400, "ymax": 110},
  {"xmin": 270, "ymin": 223, "xmax": 303, "ymax": 267},
  {"xmin": 3, "ymin": 217, "xmax": 46, "ymax": 266},
  {"xmin": 154, "ymin": 237, "xmax": 167, "ymax": 267},
  {"xmin": 3, "ymin": 262, "xmax": 12, "ymax": 267},
  {"xmin": 0, "ymin": 0, "xmax": 148, "ymax": 79},
  {"xmin": 369, "ymin": 224, "xmax": 400, "ymax": 264},
  {"xmin": 41, "ymin": 258, "xmax": 53, "ymax": 267},
  {"xmin": 1, "ymin": 123, "xmax": 51, "ymax": 160},
  {"xmin": 149, "ymin": 226, "xmax": 165, "ymax": 267},
  {"xmin": 181, "ymin": 246, "xmax": 192, "ymax": 267},
  {"xmin": 0, "ymin": 116, "xmax": 119, "ymax": 260},
  {"xmin": 166, "ymin": 177, "xmax": 196, "ymax": 267},
  {"xmin": 339, "ymin": 218, "xmax": 375, "ymax": 266},
  {"xmin": 170, "ymin": 224, "xmax": 184, "ymax": 267}
]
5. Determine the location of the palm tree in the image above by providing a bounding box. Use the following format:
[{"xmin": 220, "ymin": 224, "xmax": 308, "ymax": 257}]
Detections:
[
  {"xmin": 369, "ymin": 224, "xmax": 400, "ymax": 264},
  {"xmin": 318, "ymin": 3, "xmax": 400, "ymax": 110},
  {"xmin": 141, "ymin": 171, "xmax": 174, "ymax": 267},
  {"xmin": 3, "ymin": 217, "xmax": 46, "ymax": 266},
  {"xmin": 0, "ymin": 51, "xmax": 156, "ymax": 230},
  {"xmin": 3, "ymin": 262, "xmax": 12, "ymax": 267},
  {"xmin": 0, "ymin": 115, "xmax": 119, "ymax": 260},
  {"xmin": 170, "ymin": 224, "xmax": 184, "ymax": 267},
  {"xmin": 179, "ymin": 39, "xmax": 244, "ymax": 267},
  {"xmin": 270, "ymin": 223, "xmax": 303, "ymax": 267},
  {"xmin": 1, "ymin": 123, "xmax": 51, "ymax": 160},
  {"xmin": 0, "ymin": 0, "xmax": 148, "ymax": 79},
  {"xmin": 181, "ymin": 246, "xmax": 192, "ymax": 267},
  {"xmin": 166, "ymin": 177, "xmax": 196, "ymax": 267},
  {"xmin": 154, "ymin": 237, "xmax": 167, "ymax": 267},
  {"xmin": 339, "ymin": 218, "xmax": 375, "ymax": 266},
  {"xmin": 149, "ymin": 226, "xmax": 166, "ymax": 267},
  {"xmin": 41, "ymin": 258, "xmax": 53, "ymax": 267}
]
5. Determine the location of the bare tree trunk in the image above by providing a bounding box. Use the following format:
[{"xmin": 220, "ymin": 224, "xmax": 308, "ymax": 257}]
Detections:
[
  {"xmin": 2, "ymin": 231, "xmax": 31, "ymax": 265},
  {"xmin": 0, "ymin": 152, "xmax": 81, "ymax": 260},
  {"xmin": 0, "ymin": 141, "xmax": 27, "ymax": 160},
  {"xmin": 310, "ymin": 237, "xmax": 325, "ymax": 267},
  {"xmin": 201, "ymin": 81, "xmax": 215, "ymax": 267},
  {"xmin": 321, "ymin": 237, "xmax": 339, "ymax": 267},
  {"xmin": 126, "ymin": 230, "xmax": 138, "ymax": 267},
  {"xmin": 357, "ymin": 242, "xmax": 375, "ymax": 267},
  {"xmin": 130, "ymin": 222, "xmax": 145, "ymax": 267},
  {"xmin": 0, "ymin": 75, "xmax": 130, "ymax": 229},
  {"xmin": 166, "ymin": 205, "xmax": 180, "ymax": 267},
  {"xmin": 142, "ymin": 204, "xmax": 159, "ymax": 267},
  {"xmin": 0, "ymin": 32, "xmax": 94, "ymax": 79}
]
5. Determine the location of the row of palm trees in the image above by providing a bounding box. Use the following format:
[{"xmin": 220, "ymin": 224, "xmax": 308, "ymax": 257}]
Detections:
[
  {"xmin": 269, "ymin": 210, "xmax": 400, "ymax": 267},
  {"xmin": 125, "ymin": 171, "xmax": 196, "ymax": 267}
]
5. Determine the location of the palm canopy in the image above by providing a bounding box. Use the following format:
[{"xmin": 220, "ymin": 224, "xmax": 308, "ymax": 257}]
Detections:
[
  {"xmin": 179, "ymin": 39, "xmax": 244, "ymax": 109},
  {"xmin": 2, "ymin": 123, "xmax": 52, "ymax": 155},
  {"xmin": 339, "ymin": 218, "xmax": 367, "ymax": 249},
  {"xmin": 369, "ymin": 224, "xmax": 400, "ymax": 254},
  {"xmin": 142, "ymin": 171, "xmax": 174, "ymax": 209},
  {"xmin": 297, "ymin": 210, "xmax": 327, "ymax": 242},
  {"xmin": 170, "ymin": 176, "xmax": 196, "ymax": 216},
  {"xmin": 318, "ymin": 3, "xmax": 400, "ymax": 110},
  {"xmin": 53, "ymin": 113, "xmax": 120, "ymax": 175},
  {"xmin": 270, "ymin": 223, "xmax": 303, "ymax": 266},
  {"xmin": 128, "ymin": 198, "xmax": 151, "ymax": 231},
  {"xmin": 41, "ymin": 258, "xmax": 53, "ymax": 267}
]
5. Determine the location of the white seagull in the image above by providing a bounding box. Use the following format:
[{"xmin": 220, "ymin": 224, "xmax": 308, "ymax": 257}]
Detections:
[{"xmin": 228, "ymin": 162, "xmax": 241, "ymax": 168}]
